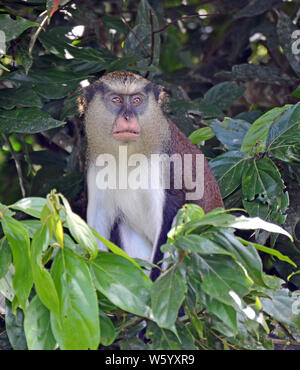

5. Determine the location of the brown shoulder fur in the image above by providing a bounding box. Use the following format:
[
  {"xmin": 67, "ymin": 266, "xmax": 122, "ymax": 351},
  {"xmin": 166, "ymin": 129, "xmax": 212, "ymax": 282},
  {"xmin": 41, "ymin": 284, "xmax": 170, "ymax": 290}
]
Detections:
[{"xmin": 168, "ymin": 118, "xmax": 224, "ymax": 212}]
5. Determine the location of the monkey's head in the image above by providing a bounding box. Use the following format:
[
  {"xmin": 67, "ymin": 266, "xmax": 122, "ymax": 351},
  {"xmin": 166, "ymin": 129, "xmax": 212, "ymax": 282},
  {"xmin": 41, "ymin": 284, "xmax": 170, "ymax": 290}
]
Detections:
[{"xmin": 79, "ymin": 71, "xmax": 170, "ymax": 160}]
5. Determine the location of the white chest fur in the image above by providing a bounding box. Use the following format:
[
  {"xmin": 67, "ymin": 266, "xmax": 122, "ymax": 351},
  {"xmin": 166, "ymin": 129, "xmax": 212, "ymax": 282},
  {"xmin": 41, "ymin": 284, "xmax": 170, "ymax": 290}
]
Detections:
[{"xmin": 86, "ymin": 158, "xmax": 165, "ymax": 262}]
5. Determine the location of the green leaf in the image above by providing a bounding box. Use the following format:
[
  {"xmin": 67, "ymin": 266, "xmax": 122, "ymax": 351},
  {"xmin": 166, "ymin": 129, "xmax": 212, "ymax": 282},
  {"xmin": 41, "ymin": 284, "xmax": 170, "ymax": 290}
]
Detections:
[
  {"xmin": 234, "ymin": 0, "xmax": 282, "ymax": 19},
  {"xmin": 92, "ymin": 227, "xmax": 143, "ymax": 270},
  {"xmin": 146, "ymin": 321, "xmax": 196, "ymax": 350},
  {"xmin": 5, "ymin": 300, "xmax": 27, "ymax": 350},
  {"xmin": 24, "ymin": 295, "xmax": 56, "ymax": 350},
  {"xmin": 0, "ymin": 87, "xmax": 42, "ymax": 110},
  {"xmin": 230, "ymin": 215, "xmax": 293, "ymax": 241},
  {"xmin": 261, "ymin": 289, "xmax": 300, "ymax": 329},
  {"xmin": 187, "ymin": 253, "xmax": 251, "ymax": 307},
  {"xmin": 50, "ymin": 249, "xmax": 100, "ymax": 350},
  {"xmin": 210, "ymin": 118, "xmax": 251, "ymax": 151},
  {"xmin": 1, "ymin": 216, "xmax": 33, "ymax": 311},
  {"xmin": 203, "ymin": 82, "xmax": 245, "ymax": 112},
  {"xmin": 0, "ymin": 14, "xmax": 38, "ymax": 42},
  {"xmin": 10, "ymin": 197, "xmax": 46, "ymax": 219},
  {"xmin": 291, "ymin": 85, "xmax": 300, "ymax": 98},
  {"xmin": 242, "ymin": 158, "xmax": 285, "ymax": 204},
  {"xmin": 175, "ymin": 235, "xmax": 232, "ymax": 256},
  {"xmin": 188, "ymin": 127, "xmax": 215, "ymax": 144},
  {"xmin": 99, "ymin": 313, "xmax": 116, "ymax": 347},
  {"xmin": 241, "ymin": 105, "xmax": 291, "ymax": 155},
  {"xmin": 207, "ymin": 229, "xmax": 265, "ymax": 285},
  {"xmin": 266, "ymin": 103, "xmax": 300, "ymax": 162},
  {"xmin": 91, "ymin": 252, "xmax": 152, "ymax": 318},
  {"xmin": 0, "ymin": 108, "xmax": 65, "ymax": 134},
  {"xmin": 210, "ymin": 151, "xmax": 251, "ymax": 198},
  {"xmin": 31, "ymin": 225, "xmax": 60, "ymax": 316},
  {"xmin": 0, "ymin": 265, "xmax": 15, "ymax": 301},
  {"xmin": 238, "ymin": 238, "xmax": 296, "ymax": 267},
  {"xmin": 151, "ymin": 265, "xmax": 187, "ymax": 330},
  {"xmin": 0, "ymin": 238, "xmax": 12, "ymax": 279},
  {"xmin": 200, "ymin": 292, "xmax": 237, "ymax": 334},
  {"xmin": 61, "ymin": 195, "xmax": 98, "ymax": 260}
]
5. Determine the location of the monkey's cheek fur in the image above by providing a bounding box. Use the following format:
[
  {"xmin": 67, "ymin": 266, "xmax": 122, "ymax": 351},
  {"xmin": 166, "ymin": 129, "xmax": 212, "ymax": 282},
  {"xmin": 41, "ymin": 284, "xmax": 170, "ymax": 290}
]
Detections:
[{"xmin": 113, "ymin": 132, "xmax": 140, "ymax": 142}]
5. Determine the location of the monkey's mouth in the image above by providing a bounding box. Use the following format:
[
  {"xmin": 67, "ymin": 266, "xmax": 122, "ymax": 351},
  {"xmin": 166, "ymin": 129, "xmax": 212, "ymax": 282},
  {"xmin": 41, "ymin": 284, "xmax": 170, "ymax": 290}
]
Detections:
[{"xmin": 113, "ymin": 130, "xmax": 140, "ymax": 142}]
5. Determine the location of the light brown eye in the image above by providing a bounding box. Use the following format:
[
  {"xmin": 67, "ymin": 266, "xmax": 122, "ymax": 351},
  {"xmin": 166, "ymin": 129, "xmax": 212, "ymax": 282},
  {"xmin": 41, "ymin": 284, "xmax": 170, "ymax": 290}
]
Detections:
[
  {"xmin": 132, "ymin": 96, "xmax": 142, "ymax": 105},
  {"xmin": 111, "ymin": 96, "xmax": 122, "ymax": 104}
]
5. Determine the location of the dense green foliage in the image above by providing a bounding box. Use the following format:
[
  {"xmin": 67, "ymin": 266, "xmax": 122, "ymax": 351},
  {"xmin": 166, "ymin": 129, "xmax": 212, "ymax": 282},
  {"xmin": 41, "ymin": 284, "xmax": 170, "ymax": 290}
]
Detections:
[{"xmin": 0, "ymin": 0, "xmax": 300, "ymax": 350}]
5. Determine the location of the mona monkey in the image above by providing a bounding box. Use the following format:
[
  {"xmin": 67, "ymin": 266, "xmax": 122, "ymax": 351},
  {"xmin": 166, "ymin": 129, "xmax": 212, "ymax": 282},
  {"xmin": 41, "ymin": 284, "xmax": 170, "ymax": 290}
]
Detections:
[{"xmin": 78, "ymin": 71, "xmax": 223, "ymax": 279}]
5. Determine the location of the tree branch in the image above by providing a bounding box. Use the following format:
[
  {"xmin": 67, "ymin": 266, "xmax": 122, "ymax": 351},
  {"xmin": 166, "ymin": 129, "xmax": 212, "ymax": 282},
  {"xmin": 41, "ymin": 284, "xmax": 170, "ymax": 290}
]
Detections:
[
  {"xmin": 121, "ymin": 15, "xmax": 151, "ymax": 57},
  {"xmin": 153, "ymin": 13, "xmax": 221, "ymax": 34}
]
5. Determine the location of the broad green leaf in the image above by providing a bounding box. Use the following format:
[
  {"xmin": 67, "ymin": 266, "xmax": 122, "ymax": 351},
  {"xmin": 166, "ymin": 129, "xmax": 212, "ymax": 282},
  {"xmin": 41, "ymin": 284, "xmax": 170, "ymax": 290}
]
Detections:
[
  {"xmin": 50, "ymin": 249, "xmax": 100, "ymax": 350},
  {"xmin": 24, "ymin": 295, "xmax": 56, "ymax": 350},
  {"xmin": 266, "ymin": 103, "xmax": 300, "ymax": 162},
  {"xmin": 203, "ymin": 82, "xmax": 245, "ymax": 112},
  {"xmin": 106, "ymin": 56, "xmax": 142, "ymax": 72},
  {"xmin": 35, "ymin": 81, "xmax": 79, "ymax": 99},
  {"xmin": 99, "ymin": 313, "xmax": 116, "ymax": 347},
  {"xmin": 200, "ymin": 292, "xmax": 237, "ymax": 334},
  {"xmin": 102, "ymin": 15, "xmax": 128, "ymax": 35},
  {"xmin": 1, "ymin": 216, "xmax": 33, "ymax": 311},
  {"xmin": 31, "ymin": 225, "xmax": 60, "ymax": 316},
  {"xmin": 291, "ymin": 85, "xmax": 300, "ymax": 98},
  {"xmin": 5, "ymin": 301, "xmax": 27, "ymax": 350},
  {"xmin": 146, "ymin": 321, "xmax": 197, "ymax": 350},
  {"xmin": 92, "ymin": 227, "xmax": 143, "ymax": 270},
  {"xmin": 242, "ymin": 157, "xmax": 285, "ymax": 204},
  {"xmin": 0, "ymin": 108, "xmax": 65, "ymax": 134},
  {"xmin": 0, "ymin": 238, "xmax": 12, "ymax": 279},
  {"xmin": 188, "ymin": 127, "xmax": 215, "ymax": 144},
  {"xmin": 175, "ymin": 235, "xmax": 231, "ymax": 256},
  {"xmin": 10, "ymin": 197, "xmax": 46, "ymax": 219},
  {"xmin": 151, "ymin": 265, "xmax": 187, "ymax": 330},
  {"xmin": 241, "ymin": 105, "xmax": 291, "ymax": 155},
  {"xmin": 234, "ymin": 0, "xmax": 282, "ymax": 19},
  {"xmin": 261, "ymin": 289, "xmax": 300, "ymax": 329},
  {"xmin": 181, "ymin": 208, "xmax": 236, "ymax": 235},
  {"xmin": 207, "ymin": 229, "xmax": 265, "ymax": 285},
  {"xmin": 61, "ymin": 196, "xmax": 98, "ymax": 260},
  {"xmin": 210, "ymin": 118, "xmax": 251, "ymax": 150},
  {"xmin": 231, "ymin": 216, "xmax": 293, "ymax": 241},
  {"xmin": 0, "ymin": 87, "xmax": 42, "ymax": 110},
  {"xmin": 0, "ymin": 14, "xmax": 38, "ymax": 42},
  {"xmin": 91, "ymin": 252, "xmax": 152, "ymax": 318},
  {"xmin": 0, "ymin": 265, "xmax": 15, "ymax": 301},
  {"xmin": 238, "ymin": 238, "xmax": 296, "ymax": 267},
  {"xmin": 187, "ymin": 253, "xmax": 251, "ymax": 307},
  {"xmin": 210, "ymin": 151, "xmax": 251, "ymax": 198}
]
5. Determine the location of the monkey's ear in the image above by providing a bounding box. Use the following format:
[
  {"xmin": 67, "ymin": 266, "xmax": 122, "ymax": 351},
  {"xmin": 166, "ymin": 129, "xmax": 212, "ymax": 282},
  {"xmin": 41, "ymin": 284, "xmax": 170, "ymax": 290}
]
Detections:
[
  {"xmin": 77, "ymin": 83, "xmax": 100, "ymax": 116},
  {"xmin": 77, "ymin": 92, "xmax": 87, "ymax": 117},
  {"xmin": 146, "ymin": 83, "xmax": 168, "ymax": 108}
]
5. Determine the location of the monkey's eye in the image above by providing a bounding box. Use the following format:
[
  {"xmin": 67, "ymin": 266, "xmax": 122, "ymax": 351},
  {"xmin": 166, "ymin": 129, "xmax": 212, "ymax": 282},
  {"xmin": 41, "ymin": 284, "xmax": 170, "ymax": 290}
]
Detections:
[
  {"xmin": 111, "ymin": 96, "xmax": 122, "ymax": 104},
  {"xmin": 132, "ymin": 96, "xmax": 142, "ymax": 105}
]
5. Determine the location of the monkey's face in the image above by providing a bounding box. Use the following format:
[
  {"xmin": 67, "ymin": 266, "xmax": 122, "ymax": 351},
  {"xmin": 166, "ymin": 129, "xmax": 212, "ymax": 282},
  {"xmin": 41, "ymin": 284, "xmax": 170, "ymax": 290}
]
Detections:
[{"xmin": 83, "ymin": 71, "xmax": 170, "ymax": 160}]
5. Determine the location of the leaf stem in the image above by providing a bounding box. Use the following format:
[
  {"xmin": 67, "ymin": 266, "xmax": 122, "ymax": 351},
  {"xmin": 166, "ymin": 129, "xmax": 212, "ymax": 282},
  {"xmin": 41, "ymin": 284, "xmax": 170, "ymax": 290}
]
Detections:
[{"xmin": 2, "ymin": 133, "xmax": 26, "ymax": 198}]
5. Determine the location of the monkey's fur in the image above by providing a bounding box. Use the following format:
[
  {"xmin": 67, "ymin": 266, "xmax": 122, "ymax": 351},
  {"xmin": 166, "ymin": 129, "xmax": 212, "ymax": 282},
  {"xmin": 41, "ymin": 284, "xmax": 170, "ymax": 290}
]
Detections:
[{"xmin": 79, "ymin": 71, "xmax": 223, "ymax": 278}]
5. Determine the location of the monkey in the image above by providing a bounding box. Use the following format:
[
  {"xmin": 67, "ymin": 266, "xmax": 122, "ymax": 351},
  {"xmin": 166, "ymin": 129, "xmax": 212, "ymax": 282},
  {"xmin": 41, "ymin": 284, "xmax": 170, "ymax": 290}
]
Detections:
[{"xmin": 78, "ymin": 71, "xmax": 223, "ymax": 279}]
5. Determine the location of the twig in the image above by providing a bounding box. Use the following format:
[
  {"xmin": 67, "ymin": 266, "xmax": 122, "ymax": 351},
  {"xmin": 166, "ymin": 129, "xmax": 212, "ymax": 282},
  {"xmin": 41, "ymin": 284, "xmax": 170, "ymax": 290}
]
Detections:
[
  {"xmin": 121, "ymin": 16, "xmax": 150, "ymax": 57},
  {"xmin": 145, "ymin": 9, "xmax": 155, "ymax": 79},
  {"xmin": 271, "ymin": 338, "xmax": 300, "ymax": 348},
  {"xmin": 2, "ymin": 134, "xmax": 26, "ymax": 198},
  {"xmin": 29, "ymin": 11, "xmax": 49, "ymax": 58},
  {"xmin": 153, "ymin": 13, "xmax": 221, "ymax": 34}
]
